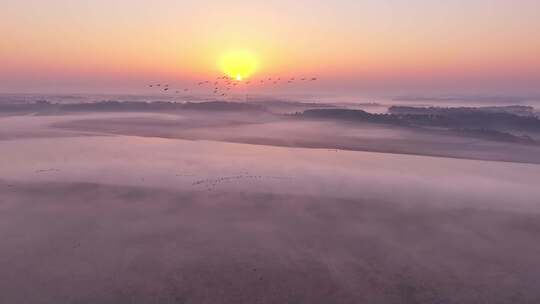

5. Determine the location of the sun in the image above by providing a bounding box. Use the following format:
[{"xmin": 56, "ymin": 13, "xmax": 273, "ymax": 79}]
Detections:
[{"xmin": 219, "ymin": 50, "xmax": 258, "ymax": 81}]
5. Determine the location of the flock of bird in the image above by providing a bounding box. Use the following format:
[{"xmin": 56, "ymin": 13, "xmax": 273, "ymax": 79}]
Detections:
[
  {"xmin": 148, "ymin": 75, "xmax": 319, "ymax": 97},
  {"xmin": 191, "ymin": 174, "xmax": 291, "ymax": 191}
]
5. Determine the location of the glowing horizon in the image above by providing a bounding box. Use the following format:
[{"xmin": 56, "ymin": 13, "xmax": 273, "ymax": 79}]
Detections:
[{"xmin": 1, "ymin": 0, "xmax": 539, "ymax": 94}]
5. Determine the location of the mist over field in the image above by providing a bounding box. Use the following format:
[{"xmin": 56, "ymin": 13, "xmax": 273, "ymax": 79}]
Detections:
[
  {"xmin": 2, "ymin": 95, "xmax": 540, "ymax": 303},
  {"xmin": 3, "ymin": 0, "xmax": 540, "ymax": 302}
]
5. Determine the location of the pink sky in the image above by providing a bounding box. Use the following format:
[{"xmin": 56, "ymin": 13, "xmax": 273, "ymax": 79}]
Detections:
[{"xmin": 1, "ymin": 0, "xmax": 539, "ymax": 95}]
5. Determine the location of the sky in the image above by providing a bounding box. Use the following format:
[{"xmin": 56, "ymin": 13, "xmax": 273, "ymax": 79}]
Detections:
[{"xmin": 1, "ymin": 0, "xmax": 539, "ymax": 95}]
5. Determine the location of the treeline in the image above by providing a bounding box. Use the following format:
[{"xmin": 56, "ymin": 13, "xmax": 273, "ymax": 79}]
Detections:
[
  {"xmin": 299, "ymin": 107, "xmax": 540, "ymax": 132},
  {"xmin": 389, "ymin": 106, "xmax": 540, "ymax": 131},
  {"xmin": 297, "ymin": 107, "xmax": 540, "ymax": 145},
  {"xmin": 389, "ymin": 105, "xmax": 535, "ymax": 117},
  {"xmin": 0, "ymin": 100, "xmax": 266, "ymax": 113}
]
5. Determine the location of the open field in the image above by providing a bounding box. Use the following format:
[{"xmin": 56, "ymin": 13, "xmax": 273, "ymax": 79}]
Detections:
[{"xmin": 1, "ymin": 111, "xmax": 540, "ymax": 303}]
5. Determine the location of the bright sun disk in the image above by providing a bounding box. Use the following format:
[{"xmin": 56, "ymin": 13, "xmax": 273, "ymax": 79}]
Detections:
[{"xmin": 219, "ymin": 50, "xmax": 258, "ymax": 80}]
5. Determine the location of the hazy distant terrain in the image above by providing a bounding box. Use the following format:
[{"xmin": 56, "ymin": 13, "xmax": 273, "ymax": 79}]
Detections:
[
  {"xmin": 2, "ymin": 98, "xmax": 540, "ymax": 303},
  {"xmin": 20, "ymin": 99, "xmax": 536, "ymax": 164}
]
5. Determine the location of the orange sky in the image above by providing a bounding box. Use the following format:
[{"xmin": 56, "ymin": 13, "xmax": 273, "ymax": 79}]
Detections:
[{"xmin": 1, "ymin": 0, "xmax": 539, "ymax": 95}]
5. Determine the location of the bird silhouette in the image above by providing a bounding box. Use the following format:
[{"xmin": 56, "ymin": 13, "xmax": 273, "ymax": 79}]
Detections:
[{"xmin": 147, "ymin": 73, "xmax": 319, "ymax": 96}]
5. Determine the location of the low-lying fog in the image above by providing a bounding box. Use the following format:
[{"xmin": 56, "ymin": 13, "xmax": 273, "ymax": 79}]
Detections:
[
  {"xmin": 49, "ymin": 110, "xmax": 540, "ymax": 164},
  {"xmin": 1, "ymin": 110, "xmax": 540, "ymax": 303}
]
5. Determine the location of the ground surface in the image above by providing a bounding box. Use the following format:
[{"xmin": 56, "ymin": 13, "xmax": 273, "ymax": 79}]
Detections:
[{"xmin": 1, "ymin": 113, "xmax": 540, "ymax": 303}]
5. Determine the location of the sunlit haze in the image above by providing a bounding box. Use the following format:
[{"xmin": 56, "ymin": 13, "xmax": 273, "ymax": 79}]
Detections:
[
  {"xmin": 1, "ymin": 0, "xmax": 539, "ymax": 95},
  {"xmin": 3, "ymin": 3, "xmax": 540, "ymax": 303}
]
